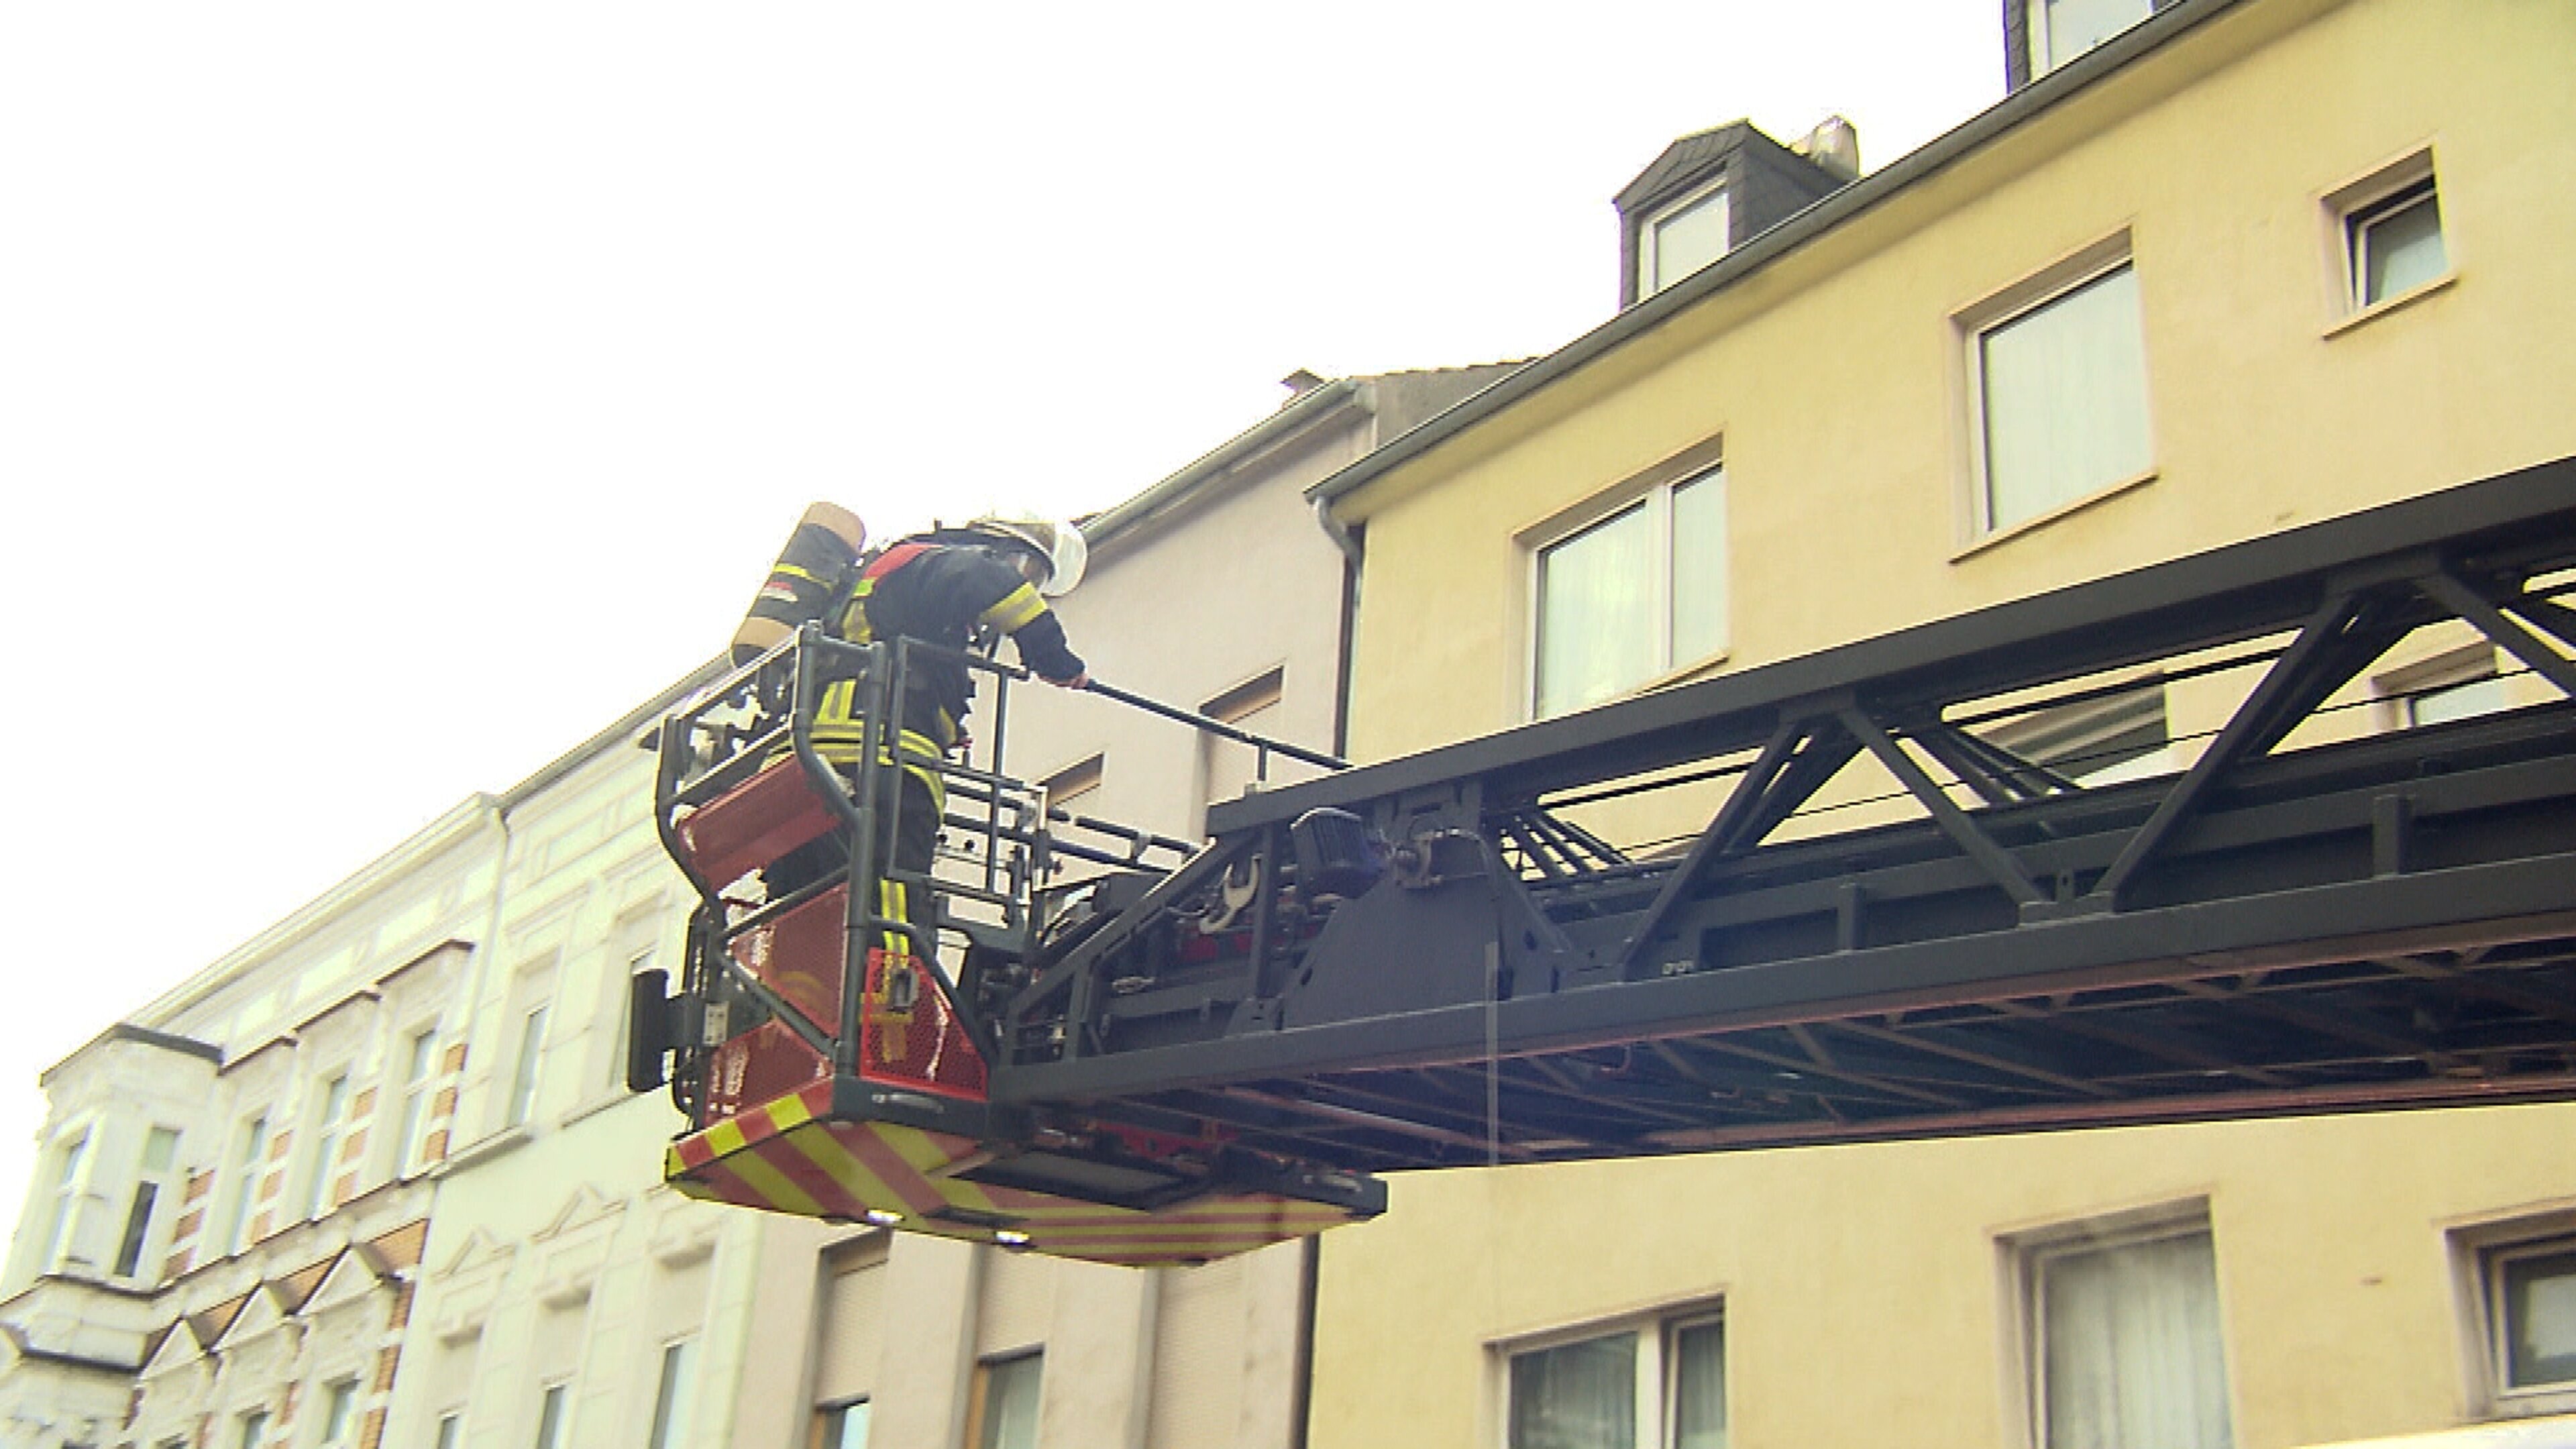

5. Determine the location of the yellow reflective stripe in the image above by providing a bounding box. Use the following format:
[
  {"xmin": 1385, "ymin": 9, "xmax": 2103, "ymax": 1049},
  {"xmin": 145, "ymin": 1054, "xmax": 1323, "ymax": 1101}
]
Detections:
[
  {"xmin": 979, "ymin": 584, "xmax": 1047, "ymax": 633},
  {"xmin": 879, "ymin": 877, "xmax": 897, "ymax": 953},
  {"xmin": 773, "ymin": 562, "xmax": 829, "ymax": 584}
]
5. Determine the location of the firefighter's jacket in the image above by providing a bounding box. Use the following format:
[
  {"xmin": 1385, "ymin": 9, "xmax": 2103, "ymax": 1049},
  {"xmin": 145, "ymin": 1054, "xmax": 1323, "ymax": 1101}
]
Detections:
[{"xmin": 807, "ymin": 543, "xmax": 1086, "ymax": 793}]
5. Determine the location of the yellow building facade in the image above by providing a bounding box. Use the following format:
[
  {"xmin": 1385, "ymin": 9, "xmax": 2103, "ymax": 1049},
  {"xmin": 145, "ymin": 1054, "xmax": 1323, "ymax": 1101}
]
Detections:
[{"xmin": 1307, "ymin": 0, "xmax": 2576, "ymax": 1445}]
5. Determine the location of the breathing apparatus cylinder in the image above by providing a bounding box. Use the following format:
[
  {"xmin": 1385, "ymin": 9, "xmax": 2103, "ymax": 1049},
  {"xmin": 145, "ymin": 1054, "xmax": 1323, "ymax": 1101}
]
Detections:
[{"xmin": 731, "ymin": 503, "xmax": 869, "ymax": 665}]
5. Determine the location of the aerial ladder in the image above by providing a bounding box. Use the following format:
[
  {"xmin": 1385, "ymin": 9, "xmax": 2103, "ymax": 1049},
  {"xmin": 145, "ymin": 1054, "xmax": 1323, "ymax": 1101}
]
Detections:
[{"xmin": 629, "ymin": 455, "xmax": 2576, "ymax": 1268}]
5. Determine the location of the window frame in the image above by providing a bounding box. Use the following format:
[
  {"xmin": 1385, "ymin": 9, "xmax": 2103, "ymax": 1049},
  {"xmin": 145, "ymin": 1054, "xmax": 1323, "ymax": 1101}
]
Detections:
[
  {"xmin": 1492, "ymin": 1297, "xmax": 1728, "ymax": 1449},
  {"xmin": 2449, "ymin": 1210, "xmax": 2576, "ymax": 1419},
  {"xmin": 2006, "ymin": 1201, "xmax": 2234, "ymax": 1449},
  {"xmin": 964, "ymin": 1351, "xmax": 1043, "ymax": 1449},
  {"xmin": 1635, "ymin": 175, "xmax": 1732, "ymax": 300},
  {"xmin": 505, "ymin": 1001, "xmax": 550, "ymax": 1129},
  {"xmin": 1521, "ymin": 442, "xmax": 1730, "ymax": 721},
  {"xmin": 40, "ymin": 1123, "xmax": 94, "ymax": 1273},
  {"xmin": 299, "ymin": 1071, "xmax": 352, "ymax": 1220},
  {"xmin": 533, "ymin": 1380, "xmax": 571, "ymax": 1449},
  {"xmin": 812, "ymin": 1397, "xmax": 873, "ymax": 1449},
  {"xmin": 1955, "ymin": 233, "xmax": 2156, "ymax": 547},
  {"xmin": 390, "ymin": 1024, "xmax": 441, "ymax": 1177},
  {"xmin": 2025, "ymin": 0, "xmax": 2155, "ymax": 78},
  {"xmin": 2322, "ymin": 150, "xmax": 2453, "ymax": 331},
  {"xmin": 315, "ymin": 1377, "xmax": 360, "ymax": 1449},
  {"xmin": 111, "ymin": 1124, "xmax": 182, "ymax": 1280},
  {"xmin": 220, "ymin": 1114, "xmax": 271, "ymax": 1256},
  {"xmin": 646, "ymin": 1338, "xmax": 696, "ymax": 1449}
]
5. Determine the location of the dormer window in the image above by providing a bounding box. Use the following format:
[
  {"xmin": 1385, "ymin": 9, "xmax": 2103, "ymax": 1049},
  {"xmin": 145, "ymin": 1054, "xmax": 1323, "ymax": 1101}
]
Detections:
[
  {"xmin": 1638, "ymin": 180, "xmax": 1733, "ymax": 299},
  {"xmin": 1615, "ymin": 121, "xmax": 1852, "ymax": 310},
  {"xmin": 2024, "ymin": 0, "xmax": 2155, "ymax": 80}
]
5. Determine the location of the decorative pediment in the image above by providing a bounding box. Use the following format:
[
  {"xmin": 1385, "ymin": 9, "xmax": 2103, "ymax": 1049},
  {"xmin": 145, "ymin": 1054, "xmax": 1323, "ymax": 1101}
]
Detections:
[
  {"xmin": 430, "ymin": 1227, "xmax": 515, "ymax": 1279},
  {"xmin": 301, "ymin": 1247, "xmax": 394, "ymax": 1319},
  {"xmin": 531, "ymin": 1183, "xmax": 625, "ymax": 1244},
  {"xmin": 185, "ymin": 1293, "xmax": 251, "ymax": 1350}
]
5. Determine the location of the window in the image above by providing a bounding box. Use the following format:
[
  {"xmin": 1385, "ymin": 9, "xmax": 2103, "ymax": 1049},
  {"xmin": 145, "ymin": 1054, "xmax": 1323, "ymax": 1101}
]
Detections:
[
  {"xmin": 317, "ymin": 1379, "xmax": 358, "ymax": 1448},
  {"xmin": 2027, "ymin": 0, "xmax": 2152, "ymax": 76},
  {"xmin": 1503, "ymin": 1308, "xmax": 1726, "ymax": 1449},
  {"xmin": 1039, "ymin": 754, "xmax": 1103, "ymax": 813},
  {"xmin": 1967, "ymin": 246, "xmax": 2153, "ymax": 535},
  {"xmin": 2489, "ymin": 1238, "xmax": 2576, "ymax": 1397},
  {"xmin": 42, "ymin": 1127, "xmax": 91, "ymax": 1270},
  {"xmin": 392, "ymin": 1027, "xmax": 440, "ymax": 1173},
  {"xmin": 966, "ymin": 1353, "xmax": 1042, "ymax": 1449},
  {"xmin": 647, "ymin": 1340, "xmax": 694, "ymax": 1449},
  {"xmin": 2017, "ymin": 1214, "xmax": 2232, "ymax": 1449},
  {"xmin": 1201, "ymin": 668, "xmax": 1289, "ymax": 815},
  {"xmin": 434, "ymin": 1413, "xmax": 462, "ymax": 1449},
  {"xmin": 533, "ymin": 1383, "xmax": 570, "ymax": 1449},
  {"xmin": 1638, "ymin": 180, "xmax": 1731, "ymax": 298},
  {"xmin": 1982, "ymin": 681, "xmax": 2171, "ymax": 785},
  {"xmin": 2380, "ymin": 645, "xmax": 2510, "ymax": 730},
  {"xmin": 814, "ymin": 1400, "xmax": 871, "ymax": 1449},
  {"xmin": 236, "ymin": 1410, "xmax": 270, "ymax": 1449},
  {"xmin": 2455, "ymin": 1218, "xmax": 2576, "ymax": 1417},
  {"xmin": 506, "ymin": 1004, "xmax": 549, "ymax": 1128},
  {"xmin": 1532, "ymin": 464, "xmax": 1727, "ymax": 718},
  {"xmin": 2331, "ymin": 153, "xmax": 2448, "ymax": 315},
  {"xmin": 222, "ymin": 1116, "xmax": 270, "ymax": 1254},
  {"xmin": 301, "ymin": 1073, "xmax": 350, "ymax": 1219},
  {"xmin": 112, "ymin": 1126, "xmax": 182, "ymax": 1278}
]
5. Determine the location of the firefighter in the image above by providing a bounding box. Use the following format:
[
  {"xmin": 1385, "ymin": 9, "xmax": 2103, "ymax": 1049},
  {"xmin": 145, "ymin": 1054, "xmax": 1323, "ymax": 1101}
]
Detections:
[{"xmin": 767, "ymin": 516, "xmax": 1091, "ymax": 968}]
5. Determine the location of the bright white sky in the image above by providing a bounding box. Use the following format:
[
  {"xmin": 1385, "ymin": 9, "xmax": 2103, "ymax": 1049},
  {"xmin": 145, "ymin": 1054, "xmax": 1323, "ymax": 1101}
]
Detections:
[{"xmin": 0, "ymin": 2, "xmax": 2001, "ymax": 1242}]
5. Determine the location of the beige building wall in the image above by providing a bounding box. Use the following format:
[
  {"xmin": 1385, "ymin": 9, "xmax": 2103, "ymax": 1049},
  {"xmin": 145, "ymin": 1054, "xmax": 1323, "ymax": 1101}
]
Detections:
[
  {"xmin": 1336, "ymin": 0, "xmax": 2576, "ymax": 762},
  {"xmin": 1308, "ymin": 0, "xmax": 2576, "ymax": 1446}
]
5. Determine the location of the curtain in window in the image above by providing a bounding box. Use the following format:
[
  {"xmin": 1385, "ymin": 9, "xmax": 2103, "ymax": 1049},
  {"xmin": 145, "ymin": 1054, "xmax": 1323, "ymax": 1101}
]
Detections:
[
  {"xmin": 1670, "ymin": 472, "xmax": 1728, "ymax": 666},
  {"xmin": 1981, "ymin": 264, "xmax": 2150, "ymax": 530},
  {"xmin": 2040, "ymin": 1230, "xmax": 2233, "ymax": 1449},
  {"xmin": 1670, "ymin": 1320, "xmax": 1728, "ymax": 1449},
  {"xmin": 1538, "ymin": 504, "xmax": 1652, "ymax": 717},
  {"xmin": 1509, "ymin": 1333, "xmax": 1636, "ymax": 1449}
]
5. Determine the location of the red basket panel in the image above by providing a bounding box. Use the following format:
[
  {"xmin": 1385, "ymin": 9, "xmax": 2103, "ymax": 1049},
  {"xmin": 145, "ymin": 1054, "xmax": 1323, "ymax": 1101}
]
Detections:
[
  {"xmin": 678, "ymin": 758, "xmax": 839, "ymax": 887},
  {"xmin": 702, "ymin": 1020, "xmax": 830, "ymax": 1122},
  {"xmin": 857, "ymin": 949, "xmax": 989, "ymax": 1102}
]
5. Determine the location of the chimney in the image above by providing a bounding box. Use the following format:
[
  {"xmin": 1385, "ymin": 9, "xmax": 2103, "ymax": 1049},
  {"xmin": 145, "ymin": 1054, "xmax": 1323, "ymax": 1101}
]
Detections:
[
  {"xmin": 1280, "ymin": 369, "xmax": 1329, "ymax": 405},
  {"xmin": 1793, "ymin": 116, "xmax": 1862, "ymax": 180}
]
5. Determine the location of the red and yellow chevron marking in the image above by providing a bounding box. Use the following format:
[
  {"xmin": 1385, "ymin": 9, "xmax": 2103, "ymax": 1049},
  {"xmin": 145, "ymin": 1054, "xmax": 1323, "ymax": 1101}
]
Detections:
[{"xmin": 665, "ymin": 1081, "xmax": 1371, "ymax": 1267}]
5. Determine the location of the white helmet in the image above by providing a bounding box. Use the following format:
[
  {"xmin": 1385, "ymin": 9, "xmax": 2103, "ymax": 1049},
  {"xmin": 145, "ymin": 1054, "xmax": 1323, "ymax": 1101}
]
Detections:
[{"xmin": 968, "ymin": 516, "xmax": 1087, "ymax": 597}]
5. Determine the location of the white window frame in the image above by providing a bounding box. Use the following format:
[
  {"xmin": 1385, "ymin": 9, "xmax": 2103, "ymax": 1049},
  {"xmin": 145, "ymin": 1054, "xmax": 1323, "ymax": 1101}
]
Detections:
[
  {"xmin": 1980, "ymin": 678, "xmax": 2171, "ymax": 786},
  {"xmin": 816, "ymin": 1397, "xmax": 873, "ymax": 1449},
  {"xmin": 433, "ymin": 1411, "xmax": 462, "ymax": 1449},
  {"xmin": 391, "ymin": 1025, "xmax": 441, "ymax": 1176},
  {"xmin": 236, "ymin": 1409, "xmax": 270, "ymax": 1449},
  {"xmin": 1956, "ymin": 233, "xmax": 2155, "ymax": 545},
  {"xmin": 533, "ymin": 1381, "xmax": 571, "ymax": 1449},
  {"xmin": 647, "ymin": 1338, "xmax": 695, "ymax": 1449},
  {"xmin": 300, "ymin": 1071, "xmax": 352, "ymax": 1220},
  {"xmin": 2006, "ymin": 1202, "xmax": 2234, "ymax": 1449},
  {"xmin": 221, "ymin": 1114, "xmax": 270, "ymax": 1255},
  {"xmin": 2323, "ymin": 150, "xmax": 2453, "ymax": 331},
  {"xmin": 1522, "ymin": 443, "xmax": 1730, "ymax": 720},
  {"xmin": 1493, "ymin": 1299, "xmax": 1728, "ymax": 1449},
  {"xmin": 2377, "ymin": 643, "xmax": 2510, "ymax": 731},
  {"xmin": 1635, "ymin": 176, "xmax": 1731, "ymax": 300},
  {"xmin": 40, "ymin": 1124, "xmax": 94, "ymax": 1273},
  {"xmin": 506, "ymin": 1000, "xmax": 550, "ymax": 1129},
  {"xmin": 315, "ymin": 1377, "xmax": 360, "ymax": 1449},
  {"xmin": 967, "ymin": 1352, "xmax": 1043, "ymax": 1449},
  {"xmin": 2026, "ymin": 0, "xmax": 2155, "ymax": 78},
  {"xmin": 111, "ymin": 1124, "xmax": 182, "ymax": 1280},
  {"xmin": 2449, "ymin": 1210, "xmax": 2576, "ymax": 1419}
]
